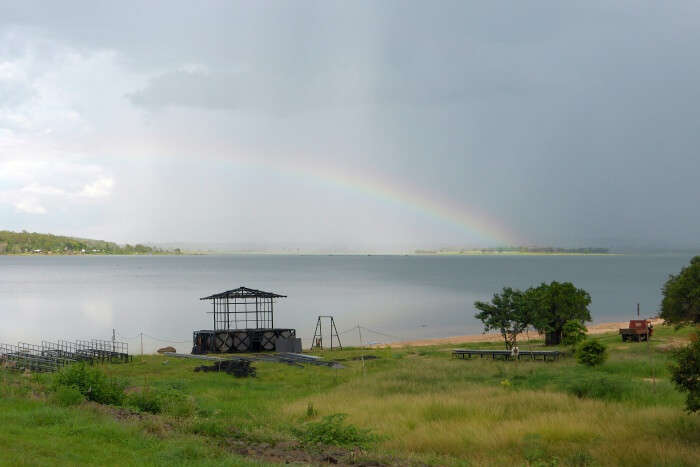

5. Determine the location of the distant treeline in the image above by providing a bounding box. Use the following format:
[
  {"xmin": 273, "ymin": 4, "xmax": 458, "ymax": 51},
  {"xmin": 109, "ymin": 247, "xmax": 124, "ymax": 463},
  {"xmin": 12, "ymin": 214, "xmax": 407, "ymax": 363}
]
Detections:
[
  {"xmin": 0, "ymin": 230, "xmax": 180, "ymax": 255},
  {"xmin": 475, "ymin": 247, "xmax": 609, "ymax": 254},
  {"xmin": 415, "ymin": 246, "xmax": 610, "ymax": 254}
]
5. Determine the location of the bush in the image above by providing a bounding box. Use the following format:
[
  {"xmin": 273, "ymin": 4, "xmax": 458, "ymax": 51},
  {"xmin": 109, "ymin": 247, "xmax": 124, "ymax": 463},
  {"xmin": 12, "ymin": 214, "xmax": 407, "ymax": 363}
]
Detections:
[
  {"xmin": 293, "ymin": 413, "xmax": 378, "ymax": 447},
  {"xmin": 52, "ymin": 385, "xmax": 85, "ymax": 407},
  {"xmin": 562, "ymin": 320, "xmax": 587, "ymax": 346},
  {"xmin": 129, "ymin": 388, "xmax": 163, "ymax": 414},
  {"xmin": 53, "ymin": 363, "xmax": 125, "ymax": 405},
  {"xmin": 576, "ymin": 340, "xmax": 608, "ymax": 367},
  {"xmin": 669, "ymin": 335, "xmax": 700, "ymax": 412}
]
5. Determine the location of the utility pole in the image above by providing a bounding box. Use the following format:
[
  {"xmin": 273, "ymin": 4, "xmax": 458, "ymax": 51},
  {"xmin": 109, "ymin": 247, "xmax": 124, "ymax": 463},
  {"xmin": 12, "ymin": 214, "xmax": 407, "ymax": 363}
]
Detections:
[
  {"xmin": 357, "ymin": 324, "xmax": 365, "ymax": 372},
  {"xmin": 140, "ymin": 332, "xmax": 143, "ymax": 359},
  {"xmin": 112, "ymin": 328, "xmax": 116, "ymax": 353},
  {"xmin": 637, "ymin": 303, "xmax": 640, "ymax": 317}
]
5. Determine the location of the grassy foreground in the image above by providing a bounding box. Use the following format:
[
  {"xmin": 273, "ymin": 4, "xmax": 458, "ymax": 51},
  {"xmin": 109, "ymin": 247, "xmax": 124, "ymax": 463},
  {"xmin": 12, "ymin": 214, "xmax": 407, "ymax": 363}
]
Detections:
[{"xmin": 1, "ymin": 326, "xmax": 698, "ymax": 466}]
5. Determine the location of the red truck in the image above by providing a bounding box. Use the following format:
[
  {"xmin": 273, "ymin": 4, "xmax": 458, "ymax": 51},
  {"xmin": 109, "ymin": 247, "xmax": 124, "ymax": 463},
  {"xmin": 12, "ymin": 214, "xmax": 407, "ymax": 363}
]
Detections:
[{"xmin": 619, "ymin": 319, "xmax": 654, "ymax": 342}]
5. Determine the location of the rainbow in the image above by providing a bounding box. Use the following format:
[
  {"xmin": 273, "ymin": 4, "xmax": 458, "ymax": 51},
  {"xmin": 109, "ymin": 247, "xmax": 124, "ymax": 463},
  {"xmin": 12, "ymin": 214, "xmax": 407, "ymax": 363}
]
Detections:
[{"xmin": 224, "ymin": 155, "xmax": 518, "ymax": 245}]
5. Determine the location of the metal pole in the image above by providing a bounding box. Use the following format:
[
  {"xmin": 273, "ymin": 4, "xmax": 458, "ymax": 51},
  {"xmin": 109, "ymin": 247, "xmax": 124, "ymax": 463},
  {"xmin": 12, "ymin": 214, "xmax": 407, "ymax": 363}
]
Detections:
[
  {"xmin": 140, "ymin": 332, "xmax": 143, "ymax": 358},
  {"xmin": 648, "ymin": 316, "xmax": 655, "ymax": 391},
  {"xmin": 358, "ymin": 325, "xmax": 365, "ymax": 372}
]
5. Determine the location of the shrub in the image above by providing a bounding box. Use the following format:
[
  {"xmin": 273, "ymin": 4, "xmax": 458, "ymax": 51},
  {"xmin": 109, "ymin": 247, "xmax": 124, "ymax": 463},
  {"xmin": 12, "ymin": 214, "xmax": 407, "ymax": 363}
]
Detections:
[
  {"xmin": 128, "ymin": 388, "xmax": 163, "ymax": 414},
  {"xmin": 52, "ymin": 385, "xmax": 85, "ymax": 407},
  {"xmin": 53, "ymin": 363, "xmax": 126, "ymax": 405},
  {"xmin": 293, "ymin": 413, "xmax": 378, "ymax": 447},
  {"xmin": 562, "ymin": 320, "xmax": 587, "ymax": 346},
  {"xmin": 669, "ymin": 335, "xmax": 700, "ymax": 412},
  {"xmin": 576, "ymin": 340, "xmax": 608, "ymax": 367}
]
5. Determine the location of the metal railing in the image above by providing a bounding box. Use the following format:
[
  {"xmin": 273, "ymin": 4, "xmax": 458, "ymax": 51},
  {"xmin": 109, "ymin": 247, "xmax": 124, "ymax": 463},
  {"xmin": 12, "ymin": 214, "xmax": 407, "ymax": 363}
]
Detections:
[{"xmin": 0, "ymin": 339, "xmax": 130, "ymax": 373}]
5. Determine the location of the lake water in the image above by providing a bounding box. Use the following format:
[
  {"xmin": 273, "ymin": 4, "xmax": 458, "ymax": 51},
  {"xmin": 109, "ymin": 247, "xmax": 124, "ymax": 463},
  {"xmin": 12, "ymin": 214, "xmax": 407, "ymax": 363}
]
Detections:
[{"xmin": 0, "ymin": 254, "xmax": 693, "ymax": 352}]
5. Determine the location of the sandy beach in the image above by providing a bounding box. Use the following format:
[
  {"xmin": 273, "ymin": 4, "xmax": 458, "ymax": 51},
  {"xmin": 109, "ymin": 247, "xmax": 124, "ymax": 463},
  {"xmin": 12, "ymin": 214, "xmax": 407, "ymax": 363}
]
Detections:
[{"xmin": 374, "ymin": 319, "xmax": 664, "ymax": 348}]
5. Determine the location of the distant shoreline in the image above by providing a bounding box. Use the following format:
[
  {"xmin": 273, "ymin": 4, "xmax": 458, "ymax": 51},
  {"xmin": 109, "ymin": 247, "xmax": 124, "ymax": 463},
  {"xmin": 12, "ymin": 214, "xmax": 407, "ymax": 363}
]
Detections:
[
  {"xmin": 0, "ymin": 251, "xmax": 618, "ymax": 257},
  {"xmin": 413, "ymin": 251, "xmax": 618, "ymax": 256},
  {"xmin": 0, "ymin": 252, "xmax": 183, "ymax": 256}
]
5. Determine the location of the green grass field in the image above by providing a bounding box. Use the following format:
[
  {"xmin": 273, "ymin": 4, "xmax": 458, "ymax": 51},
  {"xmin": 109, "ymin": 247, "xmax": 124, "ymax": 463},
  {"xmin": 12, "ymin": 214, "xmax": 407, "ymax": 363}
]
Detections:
[{"xmin": 1, "ymin": 326, "xmax": 698, "ymax": 466}]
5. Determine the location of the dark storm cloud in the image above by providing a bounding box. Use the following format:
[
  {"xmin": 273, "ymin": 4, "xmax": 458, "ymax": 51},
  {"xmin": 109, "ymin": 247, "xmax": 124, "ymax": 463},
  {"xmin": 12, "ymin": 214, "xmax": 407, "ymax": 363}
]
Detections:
[{"xmin": 1, "ymin": 1, "xmax": 698, "ymax": 249}]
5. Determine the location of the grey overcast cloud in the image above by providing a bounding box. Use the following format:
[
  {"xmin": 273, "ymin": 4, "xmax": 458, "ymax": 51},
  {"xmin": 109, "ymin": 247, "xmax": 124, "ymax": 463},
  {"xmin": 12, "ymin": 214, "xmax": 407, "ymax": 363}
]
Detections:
[{"xmin": 0, "ymin": 1, "xmax": 698, "ymax": 251}]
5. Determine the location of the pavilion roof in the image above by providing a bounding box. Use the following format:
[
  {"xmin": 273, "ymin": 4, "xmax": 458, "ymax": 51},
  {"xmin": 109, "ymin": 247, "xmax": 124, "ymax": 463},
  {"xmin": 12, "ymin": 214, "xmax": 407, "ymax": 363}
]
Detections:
[{"xmin": 200, "ymin": 286, "xmax": 287, "ymax": 300}]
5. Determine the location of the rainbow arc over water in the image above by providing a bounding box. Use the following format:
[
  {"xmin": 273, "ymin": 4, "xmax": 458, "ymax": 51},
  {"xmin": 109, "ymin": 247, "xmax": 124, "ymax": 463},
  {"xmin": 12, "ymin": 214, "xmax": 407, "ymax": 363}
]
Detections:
[{"xmin": 227, "ymin": 156, "xmax": 518, "ymax": 246}]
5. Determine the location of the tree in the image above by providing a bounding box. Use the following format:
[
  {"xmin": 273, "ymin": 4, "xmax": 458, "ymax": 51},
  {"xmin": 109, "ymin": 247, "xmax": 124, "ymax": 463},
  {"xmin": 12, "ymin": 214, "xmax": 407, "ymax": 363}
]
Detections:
[
  {"xmin": 562, "ymin": 320, "xmax": 587, "ymax": 346},
  {"xmin": 670, "ymin": 334, "xmax": 700, "ymax": 413},
  {"xmin": 660, "ymin": 256, "xmax": 700, "ymax": 327},
  {"xmin": 528, "ymin": 281, "xmax": 592, "ymax": 346},
  {"xmin": 474, "ymin": 287, "xmax": 531, "ymax": 349}
]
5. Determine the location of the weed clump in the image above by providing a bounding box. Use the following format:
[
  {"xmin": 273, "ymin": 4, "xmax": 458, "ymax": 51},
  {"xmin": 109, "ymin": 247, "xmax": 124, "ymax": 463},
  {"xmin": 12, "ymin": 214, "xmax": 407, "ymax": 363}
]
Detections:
[
  {"xmin": 52, "ymin": 385, "xmax": 85, "ymax": 407},
  {"xmin": 53, "ymin": 363, "xmax": 126, "ymax": 405},
  {"xmin": 128, "ymin": 387, "xmax": 196, "ymax": 416},
  {"xmin": 293, "ymin": 413, "xmax": 378, "ymax": 448},
  {"xmin": 129, "ymin": 388, "xmax": 163, "ymax": 414},
  {"xmin": 306, "ymin": 402, "xmax": 318, "ymax": 418},
  {"xmin": 566, "ymin": 376, "xmax": 630, "ymax": 402}
]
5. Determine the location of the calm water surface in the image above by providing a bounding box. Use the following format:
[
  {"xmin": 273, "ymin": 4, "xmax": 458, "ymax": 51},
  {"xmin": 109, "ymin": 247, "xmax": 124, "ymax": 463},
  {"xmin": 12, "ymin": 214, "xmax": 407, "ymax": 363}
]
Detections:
[{"xmin": 0, "ymin": 254, "xmax": 693, "ymax": 352}]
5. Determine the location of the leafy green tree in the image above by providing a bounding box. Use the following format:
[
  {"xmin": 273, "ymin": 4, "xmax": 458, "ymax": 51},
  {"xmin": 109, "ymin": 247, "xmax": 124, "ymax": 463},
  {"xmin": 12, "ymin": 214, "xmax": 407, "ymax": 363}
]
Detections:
[
  {"xmin": 528, "ymin": 282, "xmax": 592, "ymax": 346},
  {"xmin": 660, "ymin": 256, "xmax": 700, "ymax": 327},
  {"xmin": 669, "ymin": 335, "xmax": 700, "ymax": 412},
  {"xmin": 576, "ymin": 339, "xmax": 608, "ymax": 366},
  {"xmin": 474, "ymin": 287, "xmax": 532, "ymax": 349},
  {"xmin": 562, "ymin": 319, "xmax": 588, "ymax": 346}
]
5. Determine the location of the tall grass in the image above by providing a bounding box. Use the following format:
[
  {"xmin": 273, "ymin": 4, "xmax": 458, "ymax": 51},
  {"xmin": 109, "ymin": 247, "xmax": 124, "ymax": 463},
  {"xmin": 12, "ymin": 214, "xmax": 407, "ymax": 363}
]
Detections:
[{"xmin": 285, "ymin": 354, "xmax": 699, "ymax": 465}]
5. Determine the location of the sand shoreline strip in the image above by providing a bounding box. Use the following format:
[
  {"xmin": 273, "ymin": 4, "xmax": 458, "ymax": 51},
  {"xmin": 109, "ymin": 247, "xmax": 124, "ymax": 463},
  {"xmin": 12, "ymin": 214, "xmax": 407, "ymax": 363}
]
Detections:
[{"xmin": 373, "ymin": 319, "xmax": 664, "ymax": 348}]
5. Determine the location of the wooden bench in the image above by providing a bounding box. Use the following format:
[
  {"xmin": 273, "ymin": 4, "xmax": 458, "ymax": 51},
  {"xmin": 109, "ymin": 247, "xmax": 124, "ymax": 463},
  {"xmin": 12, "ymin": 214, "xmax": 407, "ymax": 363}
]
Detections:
[{"xmin": 452, "ymin": 349, "xmax": 562, "ymax": 361}]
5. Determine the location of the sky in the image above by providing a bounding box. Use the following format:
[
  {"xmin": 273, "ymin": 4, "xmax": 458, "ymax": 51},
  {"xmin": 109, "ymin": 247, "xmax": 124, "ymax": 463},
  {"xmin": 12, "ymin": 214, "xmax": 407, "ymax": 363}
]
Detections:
[{"xmin": 0, "ymin": 1, "xmax": 698, "ymax": 251}]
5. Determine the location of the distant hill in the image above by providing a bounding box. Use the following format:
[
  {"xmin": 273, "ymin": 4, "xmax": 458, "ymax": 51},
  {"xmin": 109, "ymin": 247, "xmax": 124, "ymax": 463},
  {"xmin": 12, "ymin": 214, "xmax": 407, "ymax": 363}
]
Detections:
[{"xmin": 0, "ymin": 230, "xmax": 180, "ymax": 255}]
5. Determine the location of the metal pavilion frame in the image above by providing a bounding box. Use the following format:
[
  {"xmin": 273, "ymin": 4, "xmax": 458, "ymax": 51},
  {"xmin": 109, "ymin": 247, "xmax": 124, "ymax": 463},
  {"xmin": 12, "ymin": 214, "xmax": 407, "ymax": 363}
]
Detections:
[{"xmin": 200, "ymin": 287, "xmax": 287, "ymax": 331}]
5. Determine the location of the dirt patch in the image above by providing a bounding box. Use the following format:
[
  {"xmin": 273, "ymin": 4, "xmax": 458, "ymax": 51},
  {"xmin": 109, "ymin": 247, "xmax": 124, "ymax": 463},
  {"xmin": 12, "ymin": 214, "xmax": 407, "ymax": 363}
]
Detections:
[
  {"xmin": 194, "ymin": 360, "xmax": 256, "ymax": 377},
  {"xmin": 83, "ymin": 401, "xmax": 146, "ymax": 422},
  {"xmin": 224, "ymin": 439, "xmax": 407, "ymax": 466},
  {"xmin": 335, "ymin": 355, "xmax": 380, "ymax": 362}
]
